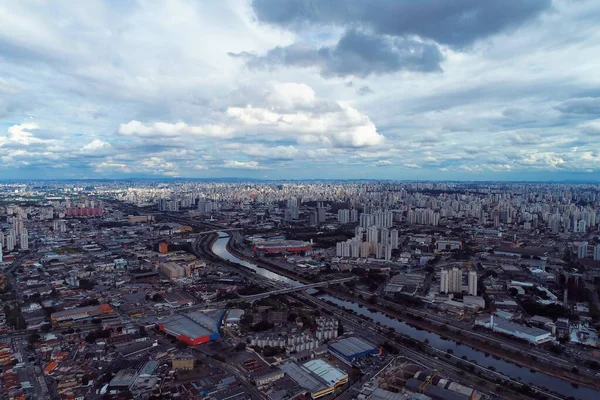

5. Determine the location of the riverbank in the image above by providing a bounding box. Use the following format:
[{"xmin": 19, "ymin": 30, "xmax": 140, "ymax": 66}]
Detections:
[{"xmin": 224, "ymin": 238, "xmax": 600, "ymax": 393}]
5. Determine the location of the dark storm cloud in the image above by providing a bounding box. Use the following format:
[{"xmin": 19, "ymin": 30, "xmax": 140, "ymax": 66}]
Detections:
[
  {"xmin": 229, "ymin": 29, "xmax": 443, "ymax": 77},
  {"xmin": 251, "ymin": 0, "xmax": 551, "ymax": 47}
]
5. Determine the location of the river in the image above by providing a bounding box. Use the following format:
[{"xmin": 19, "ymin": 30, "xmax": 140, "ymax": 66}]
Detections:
[{"xmin": 212, "ymin": 234, "xmax": 598, "ymax": 400}]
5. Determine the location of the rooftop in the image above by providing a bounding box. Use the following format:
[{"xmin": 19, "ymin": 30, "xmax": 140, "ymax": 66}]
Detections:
[{"xmin": 328, "ymin": 336, "xmax": 377, "ymax": 357}]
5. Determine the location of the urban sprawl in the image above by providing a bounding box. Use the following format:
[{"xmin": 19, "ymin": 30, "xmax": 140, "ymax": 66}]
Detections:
[{"xmin": 0, "ymin": 180, "xmax": 599, "ymax": 400}]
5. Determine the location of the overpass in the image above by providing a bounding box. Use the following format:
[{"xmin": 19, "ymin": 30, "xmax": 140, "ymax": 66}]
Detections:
[
  {"xmin": 238, "ymin": 276, "xmax": 356, "ymax": 301},
  {"xmin": 196, "ymin": 228, "xmax": 242, "ymax": 235}
]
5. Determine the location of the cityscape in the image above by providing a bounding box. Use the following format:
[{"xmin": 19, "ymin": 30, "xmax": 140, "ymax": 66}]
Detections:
[
  {"xmin": 2, "ymin": 1, "xmax": 600, "ymax": 399},
  {"xmin": 0, "ymin": 180, "xmax": 599, "ymax": 400}
]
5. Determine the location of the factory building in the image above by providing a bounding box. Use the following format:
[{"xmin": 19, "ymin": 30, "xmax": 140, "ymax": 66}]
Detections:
[
  {"xmin": 51, "ymin": 304, "xmax": 113, "ymax": 324},
  {"xmin": 279, "ymin": 359, "xmax": 348, "ymax": 399},
  {"xmin": 475, "ymin": 314, "xmax": 552, "ymax": 345},
  {"xmin": 327, "ymin": 336, "xmax": 381, "ymax": 364}
]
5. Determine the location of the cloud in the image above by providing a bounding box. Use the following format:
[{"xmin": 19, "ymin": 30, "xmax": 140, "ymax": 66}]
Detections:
[
  {"xmin": 223, "ymin": 160, "xmax": 268, "ymax": 169},
  {"xmin": 251, "ymin": 0, "xmax": 551, "ymax": 48},
  {"xmin": 4, "ymin": 123, "xmax": 53, "ymax": 146},
  {"xmin": 231, "ymin": 29, "xmax": 443, "ymax": 77},
  {"xmin": 81, "ymin": 139, "xmax": 111, "ymax": 152},
  {"xmin": 120, "ymin": 82, "xmax": 385, "ymax": 148},
  {"xmin": 118, "ymin": 120, "xmax": 233, "ymax": 138},
  {"xmin": 357, "ymin": 85, "xmax": 374, "ymax": 96},
  {"xmin": 555, "ymin": 97, "xmax": 600, "ymax": 115},
  {"xmin": 1, "ymin": 1, "xmax": 600, "ymax": 180},
  {"xmin": 374, "ymin": 160, "xmax": 392, "ymax": 166}
]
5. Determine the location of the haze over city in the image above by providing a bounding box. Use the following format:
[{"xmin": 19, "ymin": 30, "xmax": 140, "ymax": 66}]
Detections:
[{"xmin": 1, "ymin": 0, "xmax": 600, "ymax": 180}]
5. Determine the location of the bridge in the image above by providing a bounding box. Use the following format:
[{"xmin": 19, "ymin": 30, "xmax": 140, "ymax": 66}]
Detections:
[
  {"xmin": 238, "ymin": 276, "xmax": 356, "ymax": 301},
  {"xmin": 196, "ymin": 228, "xmax": 242, "ymax": 235}
]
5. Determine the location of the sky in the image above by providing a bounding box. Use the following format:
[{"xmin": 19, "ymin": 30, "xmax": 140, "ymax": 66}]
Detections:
[{"xmin": 1, "ymin": 0, "xmax": 600, "ymax": 181}]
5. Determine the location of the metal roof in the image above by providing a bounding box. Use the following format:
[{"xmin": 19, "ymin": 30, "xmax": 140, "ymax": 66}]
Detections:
[
  {"xmin": 160, "ymin": 312, "xmax": 216, "ymax": 339},
  {"xmin": 328, "ymin": 336, "xmax": 377, "ymax": 357},
  {"xmin": 302, "ymin": 360, "xmax": 347, "ymax": 386},
  {"xmin": 279, "ymin": 362, "xmax": 328, "ymax": 394}
]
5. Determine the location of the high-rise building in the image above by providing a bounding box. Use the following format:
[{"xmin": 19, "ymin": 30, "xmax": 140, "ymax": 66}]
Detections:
[
  {"xmin": 440, "ymin": 269, "xmax": 449, "ymax": 293},
  {"xmin": 0, "ymin": 243, "xmax": 3, "ymax": 260},
  {"xmin": 317, "ymin": 207, "xmax": 326, "ymax": 223},
  {"xmin": 20, "ymin": 228, "xmax": 28, "ymax": 251},
  {"xmin": 468, "ymin": 271, "xmax": 478, "ymax": 296},
  {"xmin": 577, "ymin": 242, "xmax": 588, "ymax": 259},
  {"xmin": 594, "ymin": 244, "xmax": 600, "ymax": 261},
  {"xmin": 337, "ymin": 209, "xmax": 350, "ymax": 224},
  {"xmin": 350, "ymin": 209, "xmax": 358, "ymax": 223},
  {"xmin": 390, "ymin": 229, "xmax": 399, "ymax": 249},
  {"xmin": 5, "ymin": 231, "xmax": 16, "ymax": 252},
  {"xmin": 449, "ymin": 267, "xmax": 462, "ymax": 293},
  {"xmin": 366, "ymin": 226, "xmax": 379, "ymax": 244}
]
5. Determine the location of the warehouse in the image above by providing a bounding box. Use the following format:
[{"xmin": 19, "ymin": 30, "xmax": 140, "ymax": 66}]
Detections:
[
  {"xmin": 303, "ymin": 359, "xmax": 348, "ymax": 389},
  {"xmin": 50, "ymin": 304, "xmax": 113, "ymax": 324},
  {"xmin": 475, "ymin": 315, "xmax": 552, "ymax": 345},
  {"xmin": 279, "ymin": 360, "xmax": 347, "ymax": 399},
  {"xmin": 157, "ymin": 311, "xmax": 224, "ymax": 346},
  {"xmin": 327, "ymin": 336, "xmax": 380, "ymax": 364}
]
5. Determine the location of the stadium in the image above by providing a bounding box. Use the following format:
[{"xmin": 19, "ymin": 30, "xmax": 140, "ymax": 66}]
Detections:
[{"xmin": 253, "ymin": 239, "xmax": 313, "ymax": 254}]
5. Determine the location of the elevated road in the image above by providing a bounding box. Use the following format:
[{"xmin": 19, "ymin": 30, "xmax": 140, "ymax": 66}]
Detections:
[{"xmin": 239, "ymin": 277, "xmax": 356, "ymax": 301}]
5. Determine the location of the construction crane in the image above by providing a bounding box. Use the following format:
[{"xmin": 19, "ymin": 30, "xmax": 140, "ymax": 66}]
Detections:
[{"xmin": 419, "ymin": 370, "xmax": 438, "ymax": 393}]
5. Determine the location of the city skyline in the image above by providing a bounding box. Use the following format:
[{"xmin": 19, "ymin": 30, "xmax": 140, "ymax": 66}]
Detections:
[{"xmin": 2, "ymin": 1, "xmax": 600, "ymax": 180}]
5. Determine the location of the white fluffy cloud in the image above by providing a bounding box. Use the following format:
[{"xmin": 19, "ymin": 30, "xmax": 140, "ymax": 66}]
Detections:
[{"xmin": 0, "ymin": 1, "xmax": 600, "ymax": 179}]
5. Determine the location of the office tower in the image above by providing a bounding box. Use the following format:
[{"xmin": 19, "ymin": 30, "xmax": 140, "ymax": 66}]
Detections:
[
  {"xmin": 440, "ymin": 270, "xmax": 449, "ymax": 294},
  {"xmin": 20, "ymin": 228, "xmax": 28, "ymax": 251},
  {"xmin": 0, "ymin": 243, "xmax": 3, "ymax": 260},
  {"xmin": 287, "ymin": 197, "xmax": 298, "ymax": 208},
  {"xmin": 0, "ymin": 231, "xmax": 3, "ymax": 248},
  {"xmin": 449, "ymin": 267, "xmax": 462, "ymax": 293},
  {"xmin": 390, "ymin": 229, "xmax": 399, "ymax": 249},
  {"xmin": 577, "ymin": 242, "xmax": 588, "ymax": 259},
  {"xmin": 468, "ymin": 271, "xmax": 478, "ymax": 296},
  {"xmin": 595, "ymin": 245, "xmax": 600, "ymax": 261}
]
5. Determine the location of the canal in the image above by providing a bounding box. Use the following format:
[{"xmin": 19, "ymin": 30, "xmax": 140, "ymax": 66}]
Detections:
[{"xmin": 212, "ymin": 234, "xmax": 598, "ymax": 400}]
